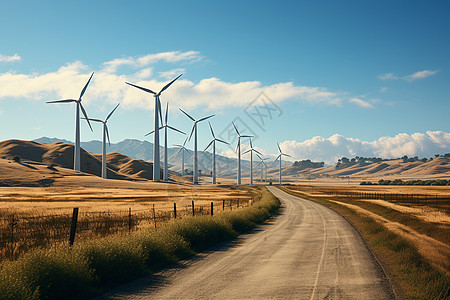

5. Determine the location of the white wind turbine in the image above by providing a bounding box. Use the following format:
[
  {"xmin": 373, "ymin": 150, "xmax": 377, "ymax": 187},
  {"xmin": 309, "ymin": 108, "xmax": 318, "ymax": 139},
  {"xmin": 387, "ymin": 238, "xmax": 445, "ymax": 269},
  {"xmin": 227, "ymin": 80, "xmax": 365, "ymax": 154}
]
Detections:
[
  {"xmin": 256, "ymin": 153, "xmax": 268, "ymax": 183},
  {"xmin": 232, "ymin": 122, "xmax": 253, "ymax": 185},
  {"xmin": 174, "ymin": 137, "xmax": 190, "ymax": 177},
  {"xmin": 47, "ymin": 72, "xmax": 94, "ymax": 171},
  {"xmin": 179, "ymin": 109, "xmax": 215, "ymax": 184},
  {"xmin": 274, "ymin": 142, "xmax": 291, "ymax": 185},
  {"xmin": 242, "ymin": 138, "xmax": 262, "ymax": 185},
  {"xmin": 203, "ymin": 122, "xmax": 229, "ymax": 184},
  {"xmin": 125, "ymin": 74, "xmax": 182, "ymax": 181},
  {"xmin": 145, "ymin": 102, "xmax": 185, "ymax": 181},
  {"xmin": 84, "ymin": 103, "xmax": 120, "ymax": 179}
]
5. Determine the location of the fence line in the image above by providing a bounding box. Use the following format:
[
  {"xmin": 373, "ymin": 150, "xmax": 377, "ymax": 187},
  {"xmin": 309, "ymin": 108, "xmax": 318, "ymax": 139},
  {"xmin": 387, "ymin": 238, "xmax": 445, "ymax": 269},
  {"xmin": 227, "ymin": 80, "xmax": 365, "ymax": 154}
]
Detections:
[
  {"xmin": 287, "ymin": 185, "xmax": 450, "ymax": 204},
  {"xmin": 0, "ymin": 198, "xmax": 251, "ymax": 262}
]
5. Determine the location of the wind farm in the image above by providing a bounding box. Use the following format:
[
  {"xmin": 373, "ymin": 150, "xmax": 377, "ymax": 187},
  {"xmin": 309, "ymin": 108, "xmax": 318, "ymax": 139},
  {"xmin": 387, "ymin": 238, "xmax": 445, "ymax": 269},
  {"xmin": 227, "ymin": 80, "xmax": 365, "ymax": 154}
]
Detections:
[{"xmin": 1, "ymin": 2, "xmax": 449, "ymax": 300}]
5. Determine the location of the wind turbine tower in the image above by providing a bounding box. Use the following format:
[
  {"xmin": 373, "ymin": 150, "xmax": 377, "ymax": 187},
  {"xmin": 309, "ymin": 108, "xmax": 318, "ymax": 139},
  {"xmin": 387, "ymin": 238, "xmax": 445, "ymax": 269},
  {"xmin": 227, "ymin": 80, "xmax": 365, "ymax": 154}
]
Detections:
[
  {"xmin": 274, "ymin": 143, "xmax": 291, "ymax": 185},
  {"xmin": 174, "ymin": 137, "xmax": 189, "ymax": 177},
  {"xmin": 125, "ymin": 74, "xmax": 182, "ymax": 181},
  {"xmin": 232, "ymin": 122, "xmax": 253, "ymax": 185},
  {"xmin": 145, "ymin": 103, "xmax": 185, "ymax": 181},
  {"xmin": 84, "ymin": 104, "xmax": 120, "ymax": 179},
  {"xmin": 256, "ymin": 154, "xmax": 268, "ymax": 183},
  {"xmin": 203, "ymin": 122, "xmax": 229, "ymax": 184},
  {"xmin": 47, "ymin": 72, "xmax": 94, "ymax": 171},
  {"xmin": 180, "ymin": 109, "xmax": 214, "ymax": 184},
  {"xmin": 242, "ymin": 138, "xmax": 262, "ymax": 185}
]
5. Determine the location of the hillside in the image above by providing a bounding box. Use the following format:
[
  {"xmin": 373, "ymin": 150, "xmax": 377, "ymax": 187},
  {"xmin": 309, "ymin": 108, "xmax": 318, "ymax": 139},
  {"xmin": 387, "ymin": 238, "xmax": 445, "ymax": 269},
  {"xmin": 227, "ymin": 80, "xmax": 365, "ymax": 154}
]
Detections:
[
  {"xmin": 283, "ymin": 157, "xmax": 450, "ymax": 180},
  {"xmin": 0, "ymin": 139, "xmax": 185, "ymax": 186},
  {"xmin": 33, "ymin": 137, "xmax": 290, "ymax": 177}
]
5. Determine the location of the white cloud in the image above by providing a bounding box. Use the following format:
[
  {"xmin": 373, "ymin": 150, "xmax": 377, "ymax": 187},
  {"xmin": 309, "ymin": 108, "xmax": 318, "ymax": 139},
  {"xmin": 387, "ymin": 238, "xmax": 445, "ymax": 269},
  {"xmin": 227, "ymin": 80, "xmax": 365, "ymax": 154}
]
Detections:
[
  {"xmin": 159, "ymin": 68, "xmax": 186, "ymax": 80},
  {"xmin": 0, "ymin": 53, "xmax": 21, "ymax": 62},
  {"xmin": 349, "ymin": 97, "xmax": 374, "ymax": 108},
  {"xmin": 102, "ymin": 51, "xmax": 201, "ymax": 73},
  {"xmin": 377, "ymin": 73, "xmax": 398, "ymax": 80},
  {"xmin": 404, "ymin": 69, "xmax": 438, "ymax": 81},
  {"xmin": 378, "ymin": 69, "xmax": 438, "ymax": 81},
  {"xmin": 0, "ymin": 56, "xmax": 343, "ymax": 110},
  {"xmin": 380, "ymin": 87, "xmax": 388, "ymax": 93},
  {"xmin": 280, "ymin": 131, "xmax": 450, "ymax": 164}
]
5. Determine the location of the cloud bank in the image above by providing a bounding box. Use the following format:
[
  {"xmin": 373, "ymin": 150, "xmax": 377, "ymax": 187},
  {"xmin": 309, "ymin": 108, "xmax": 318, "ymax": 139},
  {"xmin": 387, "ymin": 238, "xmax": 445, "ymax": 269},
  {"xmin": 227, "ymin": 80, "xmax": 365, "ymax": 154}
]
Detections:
[
  {"xmin": 0, "ymin": 53, "xmax": 21, "ymax": 62},
  {"xmin": 378, "ymin": 69, "xmax": 438, "ymax": 81},
  {"xmin": 0, "ymin": 51, "xmax": 356, "ymax": 110},
  {"xmin": 280, "ymin": 131, "xmax": 450, "ymax": 164}
]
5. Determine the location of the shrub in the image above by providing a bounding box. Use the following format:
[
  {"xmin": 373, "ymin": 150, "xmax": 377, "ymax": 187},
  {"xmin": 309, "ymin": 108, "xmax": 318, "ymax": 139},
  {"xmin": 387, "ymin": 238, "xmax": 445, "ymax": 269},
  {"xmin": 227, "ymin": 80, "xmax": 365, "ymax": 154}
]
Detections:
[{"xmin": 13, "ymin": 155, "xmax": 21, "ymax": 163}]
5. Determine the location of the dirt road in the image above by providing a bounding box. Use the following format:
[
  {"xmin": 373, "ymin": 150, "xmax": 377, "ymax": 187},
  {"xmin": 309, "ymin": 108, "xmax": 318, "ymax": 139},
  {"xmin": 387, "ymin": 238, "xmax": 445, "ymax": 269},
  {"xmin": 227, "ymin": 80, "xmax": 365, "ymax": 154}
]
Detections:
[{"xmin": 100, "ymin": 186, "xmax": 394, "ymax": 299}]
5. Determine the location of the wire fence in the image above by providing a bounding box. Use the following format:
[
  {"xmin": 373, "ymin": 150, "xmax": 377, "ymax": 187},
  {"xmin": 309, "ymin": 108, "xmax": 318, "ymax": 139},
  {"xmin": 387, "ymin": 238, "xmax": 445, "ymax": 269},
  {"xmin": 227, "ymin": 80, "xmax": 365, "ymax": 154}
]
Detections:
[
  {"xmin": 0, "ymin": 198, "xmax": 251, "ymax": 262},
  {"xmin": 286, "ymin": 185, "xmax": 450, "ymax": 205}
]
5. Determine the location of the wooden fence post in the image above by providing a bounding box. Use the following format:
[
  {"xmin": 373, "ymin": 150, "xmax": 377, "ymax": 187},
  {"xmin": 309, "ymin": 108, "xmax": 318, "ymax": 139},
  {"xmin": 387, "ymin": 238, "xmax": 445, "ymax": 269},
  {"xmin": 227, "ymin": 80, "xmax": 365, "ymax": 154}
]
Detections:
[
  {"xmin": 237, "ymin": 199, "xmax": 240, "ymax": 208},
  {"xmin": 192, "ymin": 201, "xmax": 195, "ymax": 216},
  {"xmin": 223, "ymin": 200, "xmax": 225, "ymax": 211},
  {"xmin": 153, "ymin": 204, "xmax": 157, "ymax": 229},
  {"xmin": 174, "ymin": 203, "xmax": 177, "ymax": 219},
  {"xmin": 230, "ymin": 200, "xmax": 232, "ymax": 211},
  {"xmin": 128, "ymin": 208, "xmax": 132, "ymax": 233},
  {"xmin": 69, "ymin": 208, "xmax": 79, "ymax": 246},
  {"xmin": 211, "ymin": 202, "xmax": 214, "ymax": 216}
]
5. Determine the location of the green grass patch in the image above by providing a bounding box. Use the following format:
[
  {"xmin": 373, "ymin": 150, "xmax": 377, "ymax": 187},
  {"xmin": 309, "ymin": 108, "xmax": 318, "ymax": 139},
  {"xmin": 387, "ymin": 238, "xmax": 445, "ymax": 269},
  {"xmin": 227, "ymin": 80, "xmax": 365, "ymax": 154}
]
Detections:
[
  {"xmin": 0, "ymin": 187, "xmax": 280, "ymax": 300},
  {"xmin": 281, "ymin": 187, "xmax": 449, "ymax": 300}
]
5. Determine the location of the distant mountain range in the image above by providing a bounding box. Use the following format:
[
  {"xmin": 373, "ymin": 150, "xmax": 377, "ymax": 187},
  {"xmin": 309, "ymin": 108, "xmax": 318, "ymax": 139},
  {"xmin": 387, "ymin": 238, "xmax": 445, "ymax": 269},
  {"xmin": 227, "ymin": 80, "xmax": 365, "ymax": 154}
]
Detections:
[{"xmin": 33, "ymin": 137, "xmax": 289, "ymax": 178}]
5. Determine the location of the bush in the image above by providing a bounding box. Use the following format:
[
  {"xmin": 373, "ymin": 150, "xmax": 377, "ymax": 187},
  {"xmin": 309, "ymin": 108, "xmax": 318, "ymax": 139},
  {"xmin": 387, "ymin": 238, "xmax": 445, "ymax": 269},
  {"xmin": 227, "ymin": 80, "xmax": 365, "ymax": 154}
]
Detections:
[{"xmin": 13, "ymin": 155, "xmax": 21, "ymax": 163}]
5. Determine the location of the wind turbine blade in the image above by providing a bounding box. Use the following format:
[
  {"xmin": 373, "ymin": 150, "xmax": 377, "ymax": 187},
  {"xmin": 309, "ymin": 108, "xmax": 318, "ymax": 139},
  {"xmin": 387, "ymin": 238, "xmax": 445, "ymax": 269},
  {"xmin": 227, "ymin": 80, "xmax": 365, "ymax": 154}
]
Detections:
[
  {"xmin": 242, "ymin": 149, "xmax": 251, "ymax": 155},
  {"xmin": 254, "ymin": 149, "xmax": 263, "ymax": 156},
  {"xmin": 79, "ymin": 103, "xmax": 93, "ymax": 132},
  {"xmin": 105, "ymin": 103, "xmax": 120, "ymax": 121},
  {"xmin": 277, "ymin": 142, "xmax": 282, "ymax": 153},
  {"xmin": 256, "ymin": 161, "xmax": 262, "ymax": 167},
  {"xmin": 47, "ymin": 99, "xmax": 77, "ymax": 103},
  {"xmin": 274, "ymin": 154, "xmax": 281, "ymax": 163},
  {"xmin": 235, "ymin": 137, "xmax": 240, "ymax": 153},
  {"xmin": 241, "ymin": 135, "xmax": 253, "ymax": 138},
  {"xmin": 165, "ymin": 102, "xmax": 169, "ymax": 125},
  {"xmin": 232, "ymin": 122, "xmax": 240, "ymax": 136},
  {"xmin": 203, "ymin": 140, "xmax": 214, "ymax": 153},
  {"xmin": 105, "ymin": 124, "xmax": 111, "ymax": 146},
  {"xmin": 283, "ymin": 153, "xmax": 292, "ymax": 157},
  {"xmin": 182, "ymin": 136, "xmax": 188, "ymax": 147},
  {"xmin": 157, "ymin": 97, "xmax": 163, "ymax": 125},
  {"xmin": 82, "ymin": 118, "xmax": 103, "ymax": 123},
  {"xmin": 249, "ymin": 138, "xmax": 253, "ymax": 149},
  {"xmin": 197, "ymin": 114, "xmax": 215, "ymax": 123},
  {"xmin": 125, "ymin": 82, "xmax": 156, "ymax": 94},
  {"xmin": 216, "ymin": 138, "xmax": 229, "ymax": 145},
  {"xmin": 188, "ymin": 125, "xmax": 195, "ymax": 141},
  {"xmin": 208, "ymin": 121, "xmax": 215, "ymax": 139},
  {"xmin": 167, "ymin": 125, "xmax": 185, "ymax": 135},
  {"xmin": 79, "ymin": 72, "xmax": 94, "ymax": 99},
  {"xmin": 256, "ymin": 153, "xmax": 263, "ymax": 161},
  {"xmin": 159, "ymin": 74, "xmax": 182, "ymax": 94},
  {"xmin": 144, "ymin": 130, "xmax": 155, "ymax": 137},
  {"xmin": 175, "ymin": 147, "xmax": 183, "ymax": 156},
  {"xmin": 179, "ymin": 108, "xmax": 195, "ymax": 121}
]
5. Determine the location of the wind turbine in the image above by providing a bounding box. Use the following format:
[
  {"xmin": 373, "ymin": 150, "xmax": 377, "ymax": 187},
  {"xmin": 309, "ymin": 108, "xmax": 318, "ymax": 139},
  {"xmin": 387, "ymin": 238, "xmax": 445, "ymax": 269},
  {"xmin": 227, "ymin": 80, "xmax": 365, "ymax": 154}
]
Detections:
[
  {"xmin": 47, "ymin": 72, "xmax": 94, "ymax": 171},
  {"xmin": 242, "ymin": 138, "xmax": 262, "ymax": 185},
  {"xmin": 256, "ymin": 153, "xmax": 268, "ymax": 183},
  {"xmin": 174, "ymin": 137, "xmax": 190, "ymax": 177},
  {"xmin": 125, "ymin": 74, "xmax": 182, "ymax": 181},
  {"xmin": 84, "ymin": 103, "xmax": 120, "ymax": 179},
  {"xmin": 179, "ymin": 109, "xmax": 214, "ymax": 184},
  {"xmin": 203, "ymin": 122, "xmax": 229, "ymax": 184},
  {"xmin": 145, "ymin": 102, "xmax": 185, "ymax": 181},
  {"xmin": 232, "ymin": 122, "xmax": 253, "ymax": 185},
  {"xmin": 274, "ymin": 142, "xmax": 291, "ymax": 185}
]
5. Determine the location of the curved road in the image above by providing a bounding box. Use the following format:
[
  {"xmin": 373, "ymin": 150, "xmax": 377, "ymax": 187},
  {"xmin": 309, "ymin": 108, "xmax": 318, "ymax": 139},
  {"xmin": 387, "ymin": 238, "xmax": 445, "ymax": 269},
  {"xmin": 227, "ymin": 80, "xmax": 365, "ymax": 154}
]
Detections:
[{"xmin": 101, "ymin": 186, "xmax": 394, "ymax": 299}]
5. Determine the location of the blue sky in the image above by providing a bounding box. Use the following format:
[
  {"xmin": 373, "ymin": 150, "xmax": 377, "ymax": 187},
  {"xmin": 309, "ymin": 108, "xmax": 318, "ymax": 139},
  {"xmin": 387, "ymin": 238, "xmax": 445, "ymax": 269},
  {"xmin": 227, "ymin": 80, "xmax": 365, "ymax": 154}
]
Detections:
[{"xmin": 1, "ymin": 0, "xmax": 449, "ymax": 163}]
